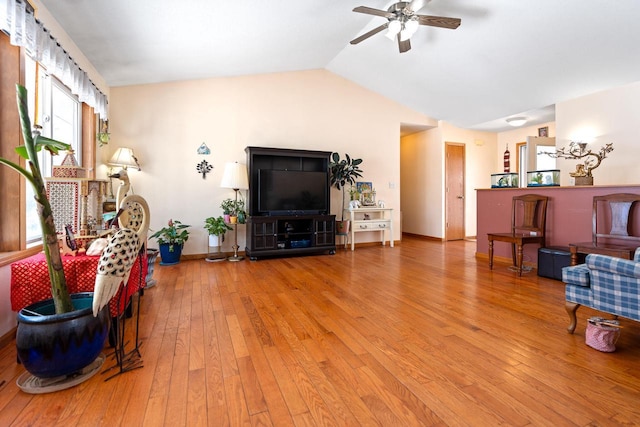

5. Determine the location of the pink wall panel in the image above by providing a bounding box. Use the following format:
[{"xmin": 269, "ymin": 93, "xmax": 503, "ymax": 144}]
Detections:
[{"xmin": 476, "ymin": 186, "xmax": 640, "ymax": 265}]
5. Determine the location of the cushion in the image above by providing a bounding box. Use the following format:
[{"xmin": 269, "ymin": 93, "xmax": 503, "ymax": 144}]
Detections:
[{"xmin": 586, "ymin": 254, "xmax": 640, "ymax": 279}]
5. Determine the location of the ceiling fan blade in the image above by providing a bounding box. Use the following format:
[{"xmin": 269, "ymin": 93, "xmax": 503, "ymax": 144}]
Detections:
[
  {"xmin": 350, "ymin": 23, "xmax": 389, "ymax": 45},
  {"xmin": 398, "ymin": 37, "xmax": 411, "ymax": 53},
  {"xmin": 353, "ymin": 6, "xmax": 394, "ymax": 19},
  {"xmin": 417, "ymin": 15, "xmax": 461, "ymax": 29}
]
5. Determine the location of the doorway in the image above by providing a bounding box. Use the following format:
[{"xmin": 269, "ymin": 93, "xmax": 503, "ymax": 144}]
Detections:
[{"xmin": 445, "ymin": 142, "xmax": 465, "ymax": 240}]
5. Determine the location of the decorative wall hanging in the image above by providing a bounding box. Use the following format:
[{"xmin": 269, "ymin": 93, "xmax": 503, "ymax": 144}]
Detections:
[
  {"xmin": 196, "ymin": 160, "xmax": 213, "ymax": 179},
  {"xmin": 503, "ymin": 144, "xmax": 510, "ymax": 172},
  {"xmin": 197, "ymin": 143, "xmax": 210, "ymax": 155}
]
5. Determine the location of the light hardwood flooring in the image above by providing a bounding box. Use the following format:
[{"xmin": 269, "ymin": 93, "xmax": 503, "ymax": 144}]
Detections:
[{"xmin": 0, "ymin": 237, "xmax": 639, "ymax": 426}]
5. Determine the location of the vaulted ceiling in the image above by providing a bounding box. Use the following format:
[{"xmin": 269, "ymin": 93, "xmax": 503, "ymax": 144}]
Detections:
[{"xmin": 40, "ymin": 0, "xmax": 640, "ymax": 132}]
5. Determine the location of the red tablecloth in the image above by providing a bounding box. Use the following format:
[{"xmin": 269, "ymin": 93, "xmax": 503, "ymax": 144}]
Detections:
[{"xmin": 11, "ymin": 252, "xmax": 147, "ymax": 317}]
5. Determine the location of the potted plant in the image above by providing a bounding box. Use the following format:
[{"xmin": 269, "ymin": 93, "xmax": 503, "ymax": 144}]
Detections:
[
  {"xmin": 234, "ymin": 198, "xmax": 246, "ymax": 224},
  {"xmin": 0, "ymin": 85, "xmax": 110, "ymax": 381},
  {"xmin": 204, "ymin": 216, "xmax": 232, "ymax": 261},
  {"xmin": 150, "ymin": 219, "xmax": 191, "ymax": 265},
  {"xmin": 220, "ymin": 198, "xmax": 235, "ymax": 223},
  {"xmin": 329, "ymin": 152, "xmax": 363, "ymax": 234}
]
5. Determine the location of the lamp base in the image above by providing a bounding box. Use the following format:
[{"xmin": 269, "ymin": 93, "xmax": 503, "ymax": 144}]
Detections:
[{"xmin": 227, "ymin": 255, "xmax": 244, "ymax": 262}]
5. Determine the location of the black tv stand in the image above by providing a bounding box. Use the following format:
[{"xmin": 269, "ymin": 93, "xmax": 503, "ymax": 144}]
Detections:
[
  {"xmin": 246, "ymin": 214, "xmax": 336, "ymax": 260},
  {"xmin": 245, "ymin": 147, "xmax": 336, "ymax": 260}
]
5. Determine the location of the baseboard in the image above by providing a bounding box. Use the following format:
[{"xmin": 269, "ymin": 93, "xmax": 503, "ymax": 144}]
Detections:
[
  {"xmin": 402, "ymin": 233, "xmax": 443, "ymax": 242},
  {"xmin": 0, "ymin": 327, "xmax": 16, "ymax": 350}
]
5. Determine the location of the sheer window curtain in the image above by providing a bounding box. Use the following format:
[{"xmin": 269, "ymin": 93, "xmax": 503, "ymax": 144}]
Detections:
[{"xmin": 0, "ymin": 0, "xmax": 108, "ymax": 119}]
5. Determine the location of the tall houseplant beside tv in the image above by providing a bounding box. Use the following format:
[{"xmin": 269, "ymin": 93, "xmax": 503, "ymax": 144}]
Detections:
[
  {"xmin": 0, "ymin": 85, "xmax": 110, "ymax": 385},
  {"xmin": 329, "ymin": 152, "xmax": 363, "ymax": 234}
]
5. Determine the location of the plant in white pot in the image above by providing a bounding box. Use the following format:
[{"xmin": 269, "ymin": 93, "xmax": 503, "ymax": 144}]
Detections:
[
  {"xmin": 204, "ymin": 216, "xmax": 232, "ymax": 261},
  {"xmin": 0, "ymin": 85, "xmax": 110, "ymax": 385},
  {"xmin": 329, "ymin": 152, "xmax": 363, "ymax": 234}
]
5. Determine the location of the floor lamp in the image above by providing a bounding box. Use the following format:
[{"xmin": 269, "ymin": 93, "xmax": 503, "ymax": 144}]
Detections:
[{"xmin": 220, "ymin": 162, "xmax": 249, "ymax": 261}]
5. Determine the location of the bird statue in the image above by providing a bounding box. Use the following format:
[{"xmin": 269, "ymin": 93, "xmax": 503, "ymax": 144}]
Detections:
[
  {"xmin": 109, "ymin": 168, "xmax": 131, "ymax": 227},
  {"xmin": 92, "ymin": 194, "xmax": 150, "ymax": 317},
  {"xmin": 110, "ymin": 168, "xmax": 130, "ymax": 207}
]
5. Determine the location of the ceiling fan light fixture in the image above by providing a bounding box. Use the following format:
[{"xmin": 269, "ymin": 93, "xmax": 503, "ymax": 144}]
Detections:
[
  {"xmin": 385, "ymin": 19, "xmax": 402, "ymax": 40},
  {"xmin": 506, "ymin": 117, "xmax": 527, "ymax": 127},
  {"xmin": 400, "ymin": 18, "xmax": 419, "ymax": 41}
]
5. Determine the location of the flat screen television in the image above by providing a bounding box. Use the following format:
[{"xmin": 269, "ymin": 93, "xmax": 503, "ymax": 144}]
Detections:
[{"xmin": 258, "ymin": 169, "xmax": 328, "ymax": 215}]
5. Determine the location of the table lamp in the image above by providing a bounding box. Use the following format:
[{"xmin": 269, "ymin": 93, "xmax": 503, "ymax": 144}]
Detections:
[{"xmin": 220, "ymin": 162, "xmax": 249, "ymax": 261}]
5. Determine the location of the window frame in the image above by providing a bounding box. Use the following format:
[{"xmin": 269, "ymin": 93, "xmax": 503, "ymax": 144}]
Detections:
[{"xmin": 0, "ymin": 34, "xmax": 97, "ymax": 266}]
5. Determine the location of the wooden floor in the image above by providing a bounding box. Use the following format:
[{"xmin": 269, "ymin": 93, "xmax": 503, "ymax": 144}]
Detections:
[{"xmin": 1, "ymin": 237, "xmax": 639, "ymax": 426}]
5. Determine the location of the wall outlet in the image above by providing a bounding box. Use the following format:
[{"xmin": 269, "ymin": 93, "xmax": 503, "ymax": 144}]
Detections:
[{"xmin": 530, "ymin": 231, "xmax": 538, "ymax": 236}]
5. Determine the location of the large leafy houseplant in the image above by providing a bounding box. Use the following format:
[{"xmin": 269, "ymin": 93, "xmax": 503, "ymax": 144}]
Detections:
[
  {"xmin": 329, "ymin": 152, "xmax": 363, "ymax": 221},
  {"xmin": 0, "ymin": 85, "xmax": 73, "ymax": 314}
]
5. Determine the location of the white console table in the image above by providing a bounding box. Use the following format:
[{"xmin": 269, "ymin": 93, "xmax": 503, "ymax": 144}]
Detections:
[{"xmin": 345, "ymin": 207, "xmax": 393, "ymax": 251}]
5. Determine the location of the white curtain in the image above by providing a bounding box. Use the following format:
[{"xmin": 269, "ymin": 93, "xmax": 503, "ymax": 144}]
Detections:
[{"xmin": 1, "ymin": 0, "xmax": 108, "ymax": 119}]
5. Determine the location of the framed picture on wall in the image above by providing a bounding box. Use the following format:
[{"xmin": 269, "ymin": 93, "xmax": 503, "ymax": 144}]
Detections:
[
  {"xmin": 356, "ymin": 182, "xmax": 372, "ymax": 194},
  {"xmin": 538, "ymin": 126, "xmax": 549, "ymax": 137}
]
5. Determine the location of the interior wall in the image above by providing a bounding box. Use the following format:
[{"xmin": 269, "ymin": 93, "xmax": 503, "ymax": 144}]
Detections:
[
  {"xmin": 496, "ymin": 121, "xmax": 556, "ymax": 171},
  {"xmin": 108, "ymin": 69, "xmax": 436, "ymax": 254},
  {"xmin": 400, "ymin": 129, "xmax": 443, "ymax": 237},
  {"xmin": 439, "ymin": 122, "xmax": 498, "ymax": 238},
  {"xmin": 555, "ymin": 80, "xmax": 640, "ymax": 185}
]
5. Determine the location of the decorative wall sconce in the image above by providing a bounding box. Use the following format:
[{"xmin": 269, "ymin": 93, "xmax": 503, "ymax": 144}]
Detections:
[{"xmin": 542, "ymin": 141, "xmax": 614, "ymax": 185}]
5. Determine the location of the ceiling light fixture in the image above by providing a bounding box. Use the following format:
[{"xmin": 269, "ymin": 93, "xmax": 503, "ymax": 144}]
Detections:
[
  {"xmin": 400, "ymin": 18, "xmax": 419, "ymax": 41},
  {"xmin": 385, "ymin": 19, "xmax": 402, "ymax": 40},
  {"xmin": 506, "ymin": 117, "xmax": 527, "ymax": 127}
]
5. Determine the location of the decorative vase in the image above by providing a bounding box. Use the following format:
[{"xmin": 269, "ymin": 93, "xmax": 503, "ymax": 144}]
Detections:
[
  {"xmin": 16, "ymin": 292, "xmax": 110, "ymax": 379},
  {"xmin": 575, "ymin": 176, "xmax": 594, "ymax": 186},
  {"xmin": 237, "ymin": 211, "xmax": 246, "ymax": 224},
  {"xmin": 223, "ymin": 214, "xmax": 231, "ymax": 223},
  {"xmin": 159, "ymin": 243, "xmax": 183, "ymax": 265},
  {"xmin": 229, "ymin": 216, "xmax": 238, "ymax": 224}
]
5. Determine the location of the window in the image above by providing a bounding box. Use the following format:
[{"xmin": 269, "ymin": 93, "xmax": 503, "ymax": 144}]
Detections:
[{"xmin": 24, "ymin": 58, "xmax": 82, "ymax": 243}]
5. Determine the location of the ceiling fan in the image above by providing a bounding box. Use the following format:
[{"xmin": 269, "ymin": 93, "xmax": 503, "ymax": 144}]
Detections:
[{"xmin": 350, "ymin": 0, "xmax": 461, "ymax": 53}]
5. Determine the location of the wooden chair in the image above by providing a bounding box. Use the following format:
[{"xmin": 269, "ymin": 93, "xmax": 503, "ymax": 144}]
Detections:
[
  {"xmin": 488, "ymin": 194, "xmax": 548, "ymax": 276},
  {"xmin": 569, "ymin": 193, "xmax": 640, "ymax": 265}
]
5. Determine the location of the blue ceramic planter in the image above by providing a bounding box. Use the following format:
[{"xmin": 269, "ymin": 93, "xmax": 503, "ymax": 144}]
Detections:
[
  {"xmin": 16, "ymin": 292, "xmax": 110, "ymax": 379},
  {"xmin": 159, "ymin": 243, "xmax": 183, "ymax": 265}
]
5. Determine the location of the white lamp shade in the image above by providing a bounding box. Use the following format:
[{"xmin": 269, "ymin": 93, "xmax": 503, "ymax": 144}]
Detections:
[
  {"xmin": 385, "ymin": 20, "xmax": 402, "ymax": 40},
  {"xmin": 400, "ymin": 19, "xmax": 419, "ymax": 41},
  {"xmin": 220, "ymin": 162, "xmax": 249, "ymax": 190},
  {"xmin": 109, "ymin": 147, "xmax": 141, "ymax": 170}
]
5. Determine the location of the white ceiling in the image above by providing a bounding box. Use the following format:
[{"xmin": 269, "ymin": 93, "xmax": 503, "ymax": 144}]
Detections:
[{"xmin": 40, "ymin": 0, "xmax": 640, "ymax": 132}]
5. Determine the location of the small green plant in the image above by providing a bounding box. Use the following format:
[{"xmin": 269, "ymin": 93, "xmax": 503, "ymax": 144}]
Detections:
[
  {"xmin": 221, "ymin": 198, "xmax": 245, "ymax": 216},
  {"xmin": 150, "ymin": 219, "xmax": 190, "ymax": 251},
  {"xmin": 204, "ymin": 216, "xmax": 232, "ymax": 236},
  {"xmin": 220, "ymin": 198, "xmax": 235, "ymax": 215}
]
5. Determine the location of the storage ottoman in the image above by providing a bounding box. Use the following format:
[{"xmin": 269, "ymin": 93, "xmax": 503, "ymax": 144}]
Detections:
[{"xmin": 538, "ymin": 246, "xmax": 585, "ymax": 280}]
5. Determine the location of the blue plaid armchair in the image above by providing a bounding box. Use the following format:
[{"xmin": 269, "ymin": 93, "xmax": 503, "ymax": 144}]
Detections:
[{"xmin": 562, "ymin": 248, "xmax": 640, "ymax": 333}]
